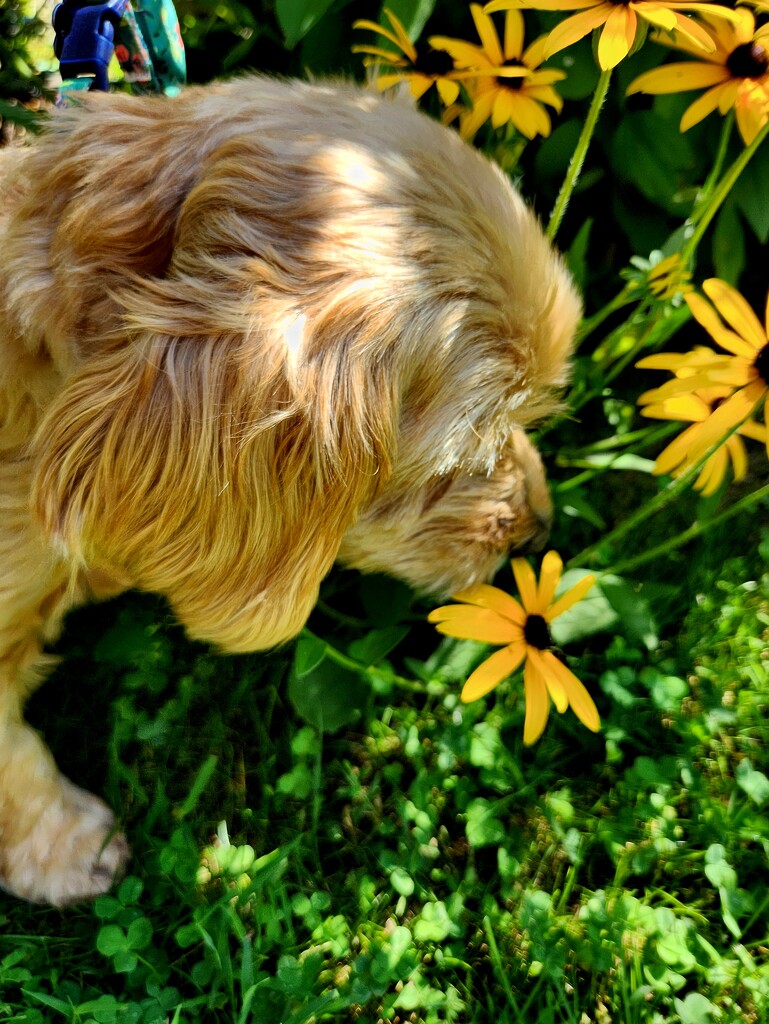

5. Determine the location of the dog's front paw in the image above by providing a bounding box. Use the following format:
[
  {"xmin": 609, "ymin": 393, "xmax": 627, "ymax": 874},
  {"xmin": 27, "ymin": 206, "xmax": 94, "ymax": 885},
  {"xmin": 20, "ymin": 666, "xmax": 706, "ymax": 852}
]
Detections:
[{"xmin": 0, "ymin": 778, "xmax": 130, "ymax": 906}]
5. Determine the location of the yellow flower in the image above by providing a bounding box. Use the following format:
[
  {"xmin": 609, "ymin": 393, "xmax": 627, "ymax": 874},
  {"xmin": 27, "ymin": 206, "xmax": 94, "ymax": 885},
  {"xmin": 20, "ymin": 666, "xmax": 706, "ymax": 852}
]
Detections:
[
  {"xmin": 640, "ymin": 385, "xmax": 766, "ymax": 493},
  {"xmin": 484, "ymin": 0, "xmax": 741, "ymax": 71},
  {"xmin": 636, "ymin": 279, "xmax": 769, "ymax": 473},
  {"xmin": 431, "ymin": 4, "xmax": 566, "ymax": 138},
  {"xmin": 627, "ymin": 9, "xmax": 769, "ymax": 145},
  {"xmin": 428, "ymin": 551, "xmax": 600, "ymax": 745},
  {"xmin": 648, "ymin": 255, "xmax": 692, "ymax": 299},
  {"xmin": 353, "ymin": 8, "xmax": 464, "ymax": 105}
]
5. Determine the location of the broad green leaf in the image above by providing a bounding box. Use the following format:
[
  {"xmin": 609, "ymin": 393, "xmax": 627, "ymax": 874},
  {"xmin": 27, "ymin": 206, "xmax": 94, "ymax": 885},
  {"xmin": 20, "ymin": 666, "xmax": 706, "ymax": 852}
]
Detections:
[
  {"xmin": 276, "ymin": 0, "xmax": 337, "ymax": 48},
  {"xmin": 288, "ymin": 657, "xmax": 370, "ymax": 732},
  {"xmin": 348, "ymin": 626, "xmax": 409, "ymax": 666},
  {"xmin": 736, "ymin": 758, "xmax": 769, "ymax": 807},
  {"xmin": 294, "ymin": 634, "xmax": 327, "ymax": 678}
]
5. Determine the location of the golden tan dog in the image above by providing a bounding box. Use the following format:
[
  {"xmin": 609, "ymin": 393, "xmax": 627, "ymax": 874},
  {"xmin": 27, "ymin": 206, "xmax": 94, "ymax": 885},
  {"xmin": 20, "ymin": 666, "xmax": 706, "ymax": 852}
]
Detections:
[{"xmin": 0, "ymin": 76, "xmax": 580, "ymax": 904}]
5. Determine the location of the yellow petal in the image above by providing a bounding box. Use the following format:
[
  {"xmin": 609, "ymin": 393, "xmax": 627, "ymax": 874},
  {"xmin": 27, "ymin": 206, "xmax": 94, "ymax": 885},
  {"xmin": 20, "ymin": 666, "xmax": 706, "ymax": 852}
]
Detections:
[
  {"xmin": 436, "ymin": 78, "xmax": 461, "ymax": 105},
  {"xmin": 428, "ymin": 604, "xmax": 520, "ymax": 644},
  {"xmin": 695, "ymin": 444, "xmax": 728, "ymax": 495},
  {"xmin": 461, "ymin": 641, "xmax": 527, "ymax": 702},
  {"xmin": 685, "ymin": 291, "xmax": 758, "ymax": 356},
  {"xmin": 525, "ymin": 84, "xmax": 564, "ymax": 112},
  {"xmin": 546, "ymin": 572, "xmax": 596, "ymax": 621},
  {"xmin": 640, "ymin": 394, "xmax": 710, "ymax": 422},
  {"xmin": 663, "ymin": 11, "xmax": 718, "ymax": 52},
  {"xmin": 486, "ymin": 0, "xmax": 602, "ymax": 9},
  {"xmin": 451, "ymin": 583, "xmax": 527, "ymax": 625},
  {"xmin": 727, "ymin": 434, "xmax": 748, "ymax": 482},
  {"xmin": 458, "ymin": 90, "xmax": 495, "ymax": 137},
  {"xmin": 528, "ymin": 647, "xmax": 568, "ymax": 712},
  {"xmin": 408, "ymin": 75, "xmax": 435, "ymax": 101},
  {"xmin": 737, "ymin": 417, "xmax": 767, "ymax": 443},
  {"xmin": 735, "ymin": 82, "xmax": 769, "ymax": 145},
  {"xmin": 492, "ymin": 87, "xmax": 517, "ymax": 129},
  {"xmin": 597, "ymin": 5, "xmax": 637, "ymax": 69},
  {"xmin": 636, "ymin": 5, "xmax": 678, "ymax": 32},
  {"xmin": 429, "ymin": 36, "xmax": 490, "ymax": 68},
  {"xmin": 353, "ymin": 18, "xmax": 414, "ymax": 60},
  {"xmin": 544, "ymin": 5, "xmax": 614, "ymax": 58},
  {"xmin": 471, "ymin": 3, "xmax": 505, "ymax": 66},
  {"xmin": 383, "ymin": 6, "xmax": 418, "ymax": 58},
  {"xmin": 703, "ymin": 278, "xmax": 767, "ymax": 352},
  {"xmin": 540, "ymin": 652, "xmax": 601, "ymax": 732},
  {"xmin": 680, "ymin": 83, "xmax": 729, "ymax": 131},
  {"xmin": 512, "ymin": 557, "xmax": 540, "ymax": 613},
  {"xmin": 504, "ymin": 8, "xmax": 525, "ymax": 59},
  {"xmin": 627, "ymin": 62, "xmax": 728, "ymax": 95},
  {"xmin": 522, "ymin": 33, "xmax": 549, "ymax": 69},
  {"xmin": 522, "ymin": 658, "xmax": 550, "ymax": 745},
  {"xmin": 535, "ymin": 550, "xmax": 563, "ymax": 611},
  {"xmin": 509, "ymin": 91, "xmax": 553, "ymax": 137},
  {"xmin": 677, "ymin": 380, "xmax": 766, "ymax": 463}
]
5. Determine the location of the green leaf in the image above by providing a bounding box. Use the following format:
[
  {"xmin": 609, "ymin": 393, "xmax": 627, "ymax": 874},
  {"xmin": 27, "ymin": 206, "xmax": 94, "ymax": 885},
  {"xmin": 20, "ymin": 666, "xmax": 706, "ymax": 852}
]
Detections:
[
  {"xmin": 276, "ymin": 0, "xmax": 338, "ymax": 48},
  {"xmin": 565, "ymin": 218, "xmax": 593, "ymax": 293},
  {"xmin": 713, "ymin": 201, "xmax": 746, "ymax": 285},
  {"xmin": 465, "ymin": 797, "xmax": 506, "ymax": 848},
  {"xmin": 348, "ymin": 626, "xmax": 409, "ymax": 666},
  {"xmin": 413, "ymin": 901, "xmax": 457, "ymax": 943},
  {"xmin": 288, "ymin": 657, "xmax": 370, "ymax": 732},
  {"xmin": 599, "ymin": 576, "xmax": 658, "ymax": 650},
  {"xmin": 732, "ymin": 141, "xmax": 769, "ymax": 243},
  {"xmin": 96, "ymin": 925, "xmax": 127, "ymax": 957},
  {"xmin": 379, "ymin": 0, "xmax": 436, "ymax": 39},
  {"xmin": 176, "ymin": 754, "xmax": 219, "ymax": 819},
  {"xmin": 674, "ymin": 992, "xmax": 721, "ymax": 1024},
  {"xmin": 736, "ymin": 758, "xmax": 769, "ymax": 807},
  {"xmin": 126, "ymin": 916, "xmax": 153, "ymax": 951},
  {"xmin": 294, "ymin": 634, "xmax": 328, "ymax": 678},
  {"xmin": 610, "ymin": 112, "xmax": 694, "ymax": 216}
]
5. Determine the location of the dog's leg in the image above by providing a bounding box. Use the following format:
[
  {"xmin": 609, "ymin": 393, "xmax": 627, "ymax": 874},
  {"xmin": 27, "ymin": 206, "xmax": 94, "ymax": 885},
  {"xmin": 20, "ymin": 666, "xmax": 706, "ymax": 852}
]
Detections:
[{"xmin": 0, "ymin": 460, "xmax": 129, "ymax": 905}]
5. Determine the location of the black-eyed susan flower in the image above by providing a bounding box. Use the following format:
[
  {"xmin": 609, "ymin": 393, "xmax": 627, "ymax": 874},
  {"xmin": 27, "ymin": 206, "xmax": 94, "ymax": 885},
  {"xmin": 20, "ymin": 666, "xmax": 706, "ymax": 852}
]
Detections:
[
  {"xmin": 353, "ymin": 8, "xmax": 464, "ymax": 104},
  {"xmin": 428, "ymin": 551, "xmax": 600, "ymax": 745},
  {"xmin": 640, "ymin": 385, "xmax": 766, "ymax": 493},
  {"xmin": 637, "ymin": 279, "xmax": 769, "ymax": 472},
  {"xmin": 431, "ymin": 4, "xmax": 566, "ymax": 138},
  {"xmin": 484, "ymin": 0, "xmax": 740, "ymax": 71},
  {"xmin": 627, "ymin": 9, "xmax": 769, "ymax": 145}
]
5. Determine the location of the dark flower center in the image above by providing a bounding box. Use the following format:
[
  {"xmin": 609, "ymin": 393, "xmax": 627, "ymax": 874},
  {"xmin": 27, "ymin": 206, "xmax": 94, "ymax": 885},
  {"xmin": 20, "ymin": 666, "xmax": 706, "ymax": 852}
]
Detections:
[
  {"xmin": 497, "ymin": 57, "xmax": 526, "ymax": 91},
  {"xmin": 524, "ymin": 613, "xmax": 551, "ymax": 650},
  {"xmin": 726, "ymin": 42, "xmax": 769, "ymax": 79},
  {"xmin": 413, "ymin": 46, "xmax": 455, "ymax": 77},
  {"xmin": 754, "ymin": 343, "xmax": 769, "ymax": 384}
]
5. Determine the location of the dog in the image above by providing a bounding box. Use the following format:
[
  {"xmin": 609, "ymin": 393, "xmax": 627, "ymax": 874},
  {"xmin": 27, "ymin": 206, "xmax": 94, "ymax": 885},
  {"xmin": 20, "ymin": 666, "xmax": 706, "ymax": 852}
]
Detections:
[{"xmin": 0, "ymin": 75, "xmax": 580, "ymax": 905}]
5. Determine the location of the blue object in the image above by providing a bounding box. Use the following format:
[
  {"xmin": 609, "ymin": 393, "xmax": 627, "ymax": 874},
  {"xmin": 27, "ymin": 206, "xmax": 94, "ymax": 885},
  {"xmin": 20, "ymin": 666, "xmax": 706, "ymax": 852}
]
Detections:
[{"xmin": 53, "ymin": 0, "xmax": 131, "ymax": 91}]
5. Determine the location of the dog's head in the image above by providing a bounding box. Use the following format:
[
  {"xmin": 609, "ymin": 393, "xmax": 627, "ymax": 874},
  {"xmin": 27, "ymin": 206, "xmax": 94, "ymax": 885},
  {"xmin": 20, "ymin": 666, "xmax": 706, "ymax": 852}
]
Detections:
[{"xmin": 18, "ymin": 78, "xmax": 580, "ymax": 651}]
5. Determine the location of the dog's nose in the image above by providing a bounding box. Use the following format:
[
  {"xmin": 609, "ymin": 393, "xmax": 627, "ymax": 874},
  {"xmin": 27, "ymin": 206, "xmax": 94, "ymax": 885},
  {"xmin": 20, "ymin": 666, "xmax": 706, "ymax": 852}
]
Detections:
[{"xmin": 510, "ymin": 510, "xmax": 551, "ymax": 558}]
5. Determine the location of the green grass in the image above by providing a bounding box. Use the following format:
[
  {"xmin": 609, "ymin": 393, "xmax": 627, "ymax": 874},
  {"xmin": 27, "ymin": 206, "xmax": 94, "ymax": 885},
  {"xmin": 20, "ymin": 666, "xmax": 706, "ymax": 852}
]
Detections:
[
  {"xmin": 4, "ymin": 2, "xmax": 769, "ymax": 1020},
  {"xmin": 2, "ymin": 533, "xmax": 768, "ymax": 1024}
]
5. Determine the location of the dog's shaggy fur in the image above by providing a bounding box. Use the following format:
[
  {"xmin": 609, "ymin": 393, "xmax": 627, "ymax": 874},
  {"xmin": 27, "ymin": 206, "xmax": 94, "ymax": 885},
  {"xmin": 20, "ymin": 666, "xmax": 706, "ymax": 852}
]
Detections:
[{"xmin": 0, "ymin": 76, "xmax": 580, "ymax": 904}]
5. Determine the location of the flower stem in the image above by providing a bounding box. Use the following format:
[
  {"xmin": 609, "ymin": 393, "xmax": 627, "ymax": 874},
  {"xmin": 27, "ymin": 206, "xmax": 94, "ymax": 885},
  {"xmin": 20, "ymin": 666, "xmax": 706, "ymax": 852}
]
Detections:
[
  {"xmin": 567, "ymin": 394, "xmax": 764, "ymax": 568},
  {"xmin": 604, "ymin": 481, "xmax": 769, "ymax": 576},
  {"xmin": 681, "ymin": 118, "xmax": 769, "ymax": 266},
  {"xmin": 547, "ymin": 68, "xmax": 612, "ymax": 243}
]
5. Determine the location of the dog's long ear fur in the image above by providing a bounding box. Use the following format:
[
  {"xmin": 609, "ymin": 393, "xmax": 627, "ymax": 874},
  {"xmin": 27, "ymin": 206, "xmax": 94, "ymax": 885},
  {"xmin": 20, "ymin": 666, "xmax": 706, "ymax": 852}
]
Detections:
[
  {"xmin": 20, "ymin": 77, "xmax": 580, "ymax": 652},
  {"xmin": 17, "ymin": 85, "xmax": 410, "ymax": 652},
  {"xmin": 31, "ymin": 291, "xmax": 392, "ymax": 651}
]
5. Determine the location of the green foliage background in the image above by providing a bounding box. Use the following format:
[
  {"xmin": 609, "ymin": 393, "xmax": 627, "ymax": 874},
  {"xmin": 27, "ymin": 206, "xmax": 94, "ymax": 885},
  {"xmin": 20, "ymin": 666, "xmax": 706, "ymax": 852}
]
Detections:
[{"xmin": 2, "ymin": 2, "xmax": 769, "ymax": 1023}]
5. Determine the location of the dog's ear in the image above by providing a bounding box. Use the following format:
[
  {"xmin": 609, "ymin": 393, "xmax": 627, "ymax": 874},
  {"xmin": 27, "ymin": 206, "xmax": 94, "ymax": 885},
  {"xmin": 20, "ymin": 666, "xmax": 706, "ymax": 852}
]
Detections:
[{"xmin": 31, "ymin": 281, "xmax": 394, "ymax": 652}]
